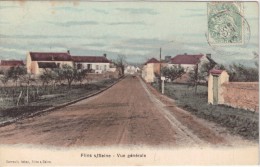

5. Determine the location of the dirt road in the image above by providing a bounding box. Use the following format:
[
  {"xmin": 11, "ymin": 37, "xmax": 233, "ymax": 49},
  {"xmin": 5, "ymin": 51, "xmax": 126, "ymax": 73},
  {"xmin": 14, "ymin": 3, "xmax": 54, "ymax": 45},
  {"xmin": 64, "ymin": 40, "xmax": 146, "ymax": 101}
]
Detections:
[{"xmin": 0, "ymin": 77, "xmax": 255, "ymax": 147}]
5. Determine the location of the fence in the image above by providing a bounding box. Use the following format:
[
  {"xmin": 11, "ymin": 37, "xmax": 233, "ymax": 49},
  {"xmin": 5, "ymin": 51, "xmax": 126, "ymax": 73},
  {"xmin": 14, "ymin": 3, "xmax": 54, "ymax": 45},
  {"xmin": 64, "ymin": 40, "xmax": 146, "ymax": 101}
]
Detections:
[{"xmin": 208, "ymin": 70, "xmax": 259, "ymax": 112}]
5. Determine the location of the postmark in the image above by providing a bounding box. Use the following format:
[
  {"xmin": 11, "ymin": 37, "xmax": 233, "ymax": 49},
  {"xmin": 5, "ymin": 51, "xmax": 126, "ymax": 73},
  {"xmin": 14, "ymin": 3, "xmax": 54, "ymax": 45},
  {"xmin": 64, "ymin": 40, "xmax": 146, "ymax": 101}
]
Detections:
[{"xmin": 207, "ymin": 2, "xmax": 245, "ymax": 45}]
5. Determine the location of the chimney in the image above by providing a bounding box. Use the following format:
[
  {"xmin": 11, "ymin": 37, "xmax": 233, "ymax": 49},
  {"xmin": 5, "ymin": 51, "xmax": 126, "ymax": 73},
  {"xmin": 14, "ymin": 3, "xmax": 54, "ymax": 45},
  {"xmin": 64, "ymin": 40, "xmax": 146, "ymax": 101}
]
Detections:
[
  {"xmin": 165, "ymin": 56, "xmax": 171, "ymax": 62},
  {"xmin": 67, "ymin": 50, "xmax": 70, "ymax": 55},
  {"xmin": 103, "ymin": 53, "xmax": 107, "ymax": 58},
  {"xmin": 206, "ymin": 53, "xmax": 211, "ymax": 58}
]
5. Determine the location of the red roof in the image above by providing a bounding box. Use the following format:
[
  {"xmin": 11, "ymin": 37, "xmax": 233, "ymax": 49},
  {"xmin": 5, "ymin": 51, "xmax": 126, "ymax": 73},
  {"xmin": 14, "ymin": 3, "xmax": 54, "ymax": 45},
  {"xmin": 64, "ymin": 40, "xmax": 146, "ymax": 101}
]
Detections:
[
  {"xmin": 170, "ymin": 54, "xmax": 204, "ymax": 64},
  {"xmin": 0, "ymin": 60, "xmax": 24, "ymax": 66},
  {"xmin": 210, "ymin": 69, "xmax": 224, "ymax": 75},
  {"xmin": 71, "ymin": 56, "xmax": 110, "ymax": 63},
  {"xmin": 30, "ymin": 52, "xmax": 72, "ymax": 61},
  {"xmin": 144, "ymin": 58, "xmax": 160, "ymax": 65}
]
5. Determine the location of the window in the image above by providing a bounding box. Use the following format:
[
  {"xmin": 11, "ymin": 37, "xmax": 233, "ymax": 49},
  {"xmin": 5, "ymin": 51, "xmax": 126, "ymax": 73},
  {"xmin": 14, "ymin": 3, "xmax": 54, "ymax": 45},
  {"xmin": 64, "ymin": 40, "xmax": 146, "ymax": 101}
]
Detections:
[
  {"xmin": 96, "ymin": 65, "xmax": 99, "ymax": 70},
  {"xmin": 77, "ymin": 63, "xmax": 82, "ymax": 69}
]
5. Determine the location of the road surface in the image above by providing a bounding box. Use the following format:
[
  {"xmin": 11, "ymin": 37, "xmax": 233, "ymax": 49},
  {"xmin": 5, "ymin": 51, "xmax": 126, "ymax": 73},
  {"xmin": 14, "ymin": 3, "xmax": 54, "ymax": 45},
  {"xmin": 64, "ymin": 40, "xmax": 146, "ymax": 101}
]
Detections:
[{"xmin": 0, "ymin": 76, "xmax": 254, "ymax": 147}]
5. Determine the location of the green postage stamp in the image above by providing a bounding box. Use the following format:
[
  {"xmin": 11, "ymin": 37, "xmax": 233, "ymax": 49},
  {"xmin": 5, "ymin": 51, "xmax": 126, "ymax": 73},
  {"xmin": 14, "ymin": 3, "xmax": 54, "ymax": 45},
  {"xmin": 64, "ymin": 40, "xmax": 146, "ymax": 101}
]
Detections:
[{"xmin": 207, "ymin": 2, "xmax": 244, "ymax": 45}]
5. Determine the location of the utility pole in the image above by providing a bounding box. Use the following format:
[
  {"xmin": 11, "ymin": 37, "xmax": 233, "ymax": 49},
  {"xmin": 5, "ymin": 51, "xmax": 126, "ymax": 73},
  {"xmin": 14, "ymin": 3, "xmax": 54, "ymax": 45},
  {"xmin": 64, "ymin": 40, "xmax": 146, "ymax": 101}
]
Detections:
[{"xmin": 159, "ymin": 47, "xmax": 162, "ymax": 92}]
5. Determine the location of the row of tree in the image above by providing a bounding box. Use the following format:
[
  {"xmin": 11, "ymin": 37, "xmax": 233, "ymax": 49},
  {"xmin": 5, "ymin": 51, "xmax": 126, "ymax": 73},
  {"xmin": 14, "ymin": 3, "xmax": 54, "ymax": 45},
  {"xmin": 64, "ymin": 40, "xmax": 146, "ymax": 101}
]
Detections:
[
  {"xmin": 39, "ymin": 64, "xmax": 87, "ymax": 88},
  {"xmin": 0, "ymin": 64, "xmax": 87, "ymax": 89}
]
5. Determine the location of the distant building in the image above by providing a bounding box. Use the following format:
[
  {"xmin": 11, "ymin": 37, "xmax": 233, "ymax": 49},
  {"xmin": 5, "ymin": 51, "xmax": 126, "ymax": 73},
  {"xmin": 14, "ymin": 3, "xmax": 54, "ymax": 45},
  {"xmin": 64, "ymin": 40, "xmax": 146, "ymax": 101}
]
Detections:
[
  {"xmin": 168, "ymin": 53, "xmax": 216, "ymax": 83},
  {"xmin": 124, "ymin": 65, "xmax": 140, "ymax": 75},
  {"xmin": 26, "ymin": 51, "xmax": 73, "ymax": 75},
  {"xmin": 0, "ymin": 60, "xmax": 25, "ymax": 73},
  {"xmin": 164, "ymin": 55, "xmax": 172, "ymax": 62},
  {"xmin": 169, "ymin": 53, "xmax": 216, "ymax": 70},
  {"xmin": 71, "ymin": 54, "xmax": 110, "ymax": 74},
  {"xmin": 142, "ymin": 58, "xmax": 161, "ymax": 83}
]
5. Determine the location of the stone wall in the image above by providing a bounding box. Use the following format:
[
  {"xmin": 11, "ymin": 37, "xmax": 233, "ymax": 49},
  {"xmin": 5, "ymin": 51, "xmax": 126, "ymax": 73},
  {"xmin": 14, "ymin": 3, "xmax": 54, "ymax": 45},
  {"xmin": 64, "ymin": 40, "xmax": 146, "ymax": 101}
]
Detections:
[{"xmin": 222, "ymin": 82, "xmax": 259, "ymax": 112}]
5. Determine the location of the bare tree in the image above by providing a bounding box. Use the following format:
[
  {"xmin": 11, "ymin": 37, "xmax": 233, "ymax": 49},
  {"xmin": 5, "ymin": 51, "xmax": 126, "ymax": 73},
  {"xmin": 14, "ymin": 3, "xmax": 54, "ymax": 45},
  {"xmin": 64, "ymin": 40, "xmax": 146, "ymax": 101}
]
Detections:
[
  {"xmin": 7, "ymin": 66, "xmax": 27, "ymax": 87},
  {"xmin": 227, "ymin": 63, "xmax": 258, "ymax": 82},
  {"xmin": 21, "ymin": 74, "xmax": 36, "ymax": 104},
  {"xmin": 161, "ymin": 66, "xmax": 185, "ymax": 82},
  {"xmin": 114, "ymin": 54, "xmax": 127, "ymax": 76},
  {"xmin": 61, "ymin": 64, "xmax": 77, "ymax": 89},
  {"xmin": 39, "ymin": 69, "xmax": 54, "ymax": 87},
  {"xmin": 0, "ymin": 75, "xmax": 9, "ymax": 86},
  {"xmin": 74, "ymin": 69, "xmax": 87, "ymax": 85},
  {"xmin": 4, "ymin": 66, "xmax": 27, "ymax": 104},
  {"xmin": 188, "ymin": 64, "xmax": 200, "ymax": 94}
]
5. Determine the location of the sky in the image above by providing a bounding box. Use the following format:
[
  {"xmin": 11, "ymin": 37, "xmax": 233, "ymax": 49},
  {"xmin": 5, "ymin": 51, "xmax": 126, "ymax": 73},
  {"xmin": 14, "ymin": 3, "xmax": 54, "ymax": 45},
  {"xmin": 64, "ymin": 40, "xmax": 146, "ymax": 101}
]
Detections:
[{"xmin": 0, "ymin": 1, "xmax": 259, "ymax": 66}]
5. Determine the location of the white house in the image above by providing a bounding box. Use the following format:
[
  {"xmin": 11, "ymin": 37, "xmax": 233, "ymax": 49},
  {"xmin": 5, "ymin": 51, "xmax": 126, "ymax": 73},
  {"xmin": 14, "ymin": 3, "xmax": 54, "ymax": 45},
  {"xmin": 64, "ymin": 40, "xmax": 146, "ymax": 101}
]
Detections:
[
  {"xmin": 71, "ymin": 54, "xmax": 110, "ymax": 74},
  {"xmin": 168, "ymin": 53, "xmax": 215, "ymax": 72},
  {"xmin": 167, "ymin": 53, "xmax": 216, "ymax": 83},
  {"xmin": 124, "ymin": 65, "xmax": 140, "ymax": 75}
]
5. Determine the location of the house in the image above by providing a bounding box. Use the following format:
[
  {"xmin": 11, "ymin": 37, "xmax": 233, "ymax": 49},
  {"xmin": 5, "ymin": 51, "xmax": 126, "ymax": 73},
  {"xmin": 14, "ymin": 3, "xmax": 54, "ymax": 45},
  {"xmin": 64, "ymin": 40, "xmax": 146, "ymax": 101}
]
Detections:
[
  {"xmin": 124, "ymin": 65, "xmax": 140, "ymax": 75},
  {"xmin": 0, "ymin": 60, "xmax": 25, "ymax": 73},
  {"xmin": 168, "ymin": 53, "xmax": 215, "ymax": 71},
  {"xmin": 142, "ymin": 58, "xmax": 161, "ymax": 83},
  {"xmin": 71, "ymin": 54, "xmax": 110, "ymax": 74},
  {"xmin": 26, "ymin": 51, "xmax": 73, "ymax": 75},
  {"xmin": 168, "ymin": 53, "xmax": 216, "ymax": 83}
]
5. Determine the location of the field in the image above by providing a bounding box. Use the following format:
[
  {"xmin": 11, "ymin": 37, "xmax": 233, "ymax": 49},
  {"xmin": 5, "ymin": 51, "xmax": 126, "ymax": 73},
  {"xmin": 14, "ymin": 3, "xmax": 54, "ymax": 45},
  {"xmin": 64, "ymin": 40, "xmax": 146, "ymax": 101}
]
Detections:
[
  {"xmin": 152, "ymin": 83, "xmax": 259, "ymax": 140},
  {"xmin": 0, "ymin": 78, "xmax": 118, "ymax": 124}
]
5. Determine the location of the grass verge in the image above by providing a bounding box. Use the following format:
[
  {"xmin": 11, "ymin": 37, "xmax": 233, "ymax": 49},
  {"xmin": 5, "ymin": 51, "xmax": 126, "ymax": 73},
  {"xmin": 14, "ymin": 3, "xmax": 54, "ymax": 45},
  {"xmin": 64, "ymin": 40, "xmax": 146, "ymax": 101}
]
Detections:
[{"xmin": 152, "ymin": 82, "xmax": 259, "ymax": 141}]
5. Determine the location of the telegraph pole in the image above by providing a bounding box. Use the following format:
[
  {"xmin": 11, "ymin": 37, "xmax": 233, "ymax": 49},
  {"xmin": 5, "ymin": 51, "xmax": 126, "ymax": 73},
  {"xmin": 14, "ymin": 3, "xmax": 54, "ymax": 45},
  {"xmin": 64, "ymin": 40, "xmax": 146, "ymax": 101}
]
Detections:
[{"xmin": 159, "ymin": 47, "xmax": 162, "ymax": 92}]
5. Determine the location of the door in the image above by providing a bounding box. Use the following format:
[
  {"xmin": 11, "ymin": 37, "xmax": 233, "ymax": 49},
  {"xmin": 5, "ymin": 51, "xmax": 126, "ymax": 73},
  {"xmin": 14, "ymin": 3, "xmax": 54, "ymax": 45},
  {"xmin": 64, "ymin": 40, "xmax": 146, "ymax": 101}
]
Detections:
[
  {"xmin": 213, "ymin": 75, "xmax": 219, "ymax": 104},
  {"xmin": 87, "ymin": 64, "xmax": 91, "ymax": 70}
]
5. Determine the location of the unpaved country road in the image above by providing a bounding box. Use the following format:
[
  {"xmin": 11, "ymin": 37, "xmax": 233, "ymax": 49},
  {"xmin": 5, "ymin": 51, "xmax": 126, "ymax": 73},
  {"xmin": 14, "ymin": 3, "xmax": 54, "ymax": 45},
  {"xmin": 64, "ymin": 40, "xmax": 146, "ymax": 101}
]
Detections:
[{"xmin": 0, "ymin": 77, "xmax": 255, "ymax": 147}]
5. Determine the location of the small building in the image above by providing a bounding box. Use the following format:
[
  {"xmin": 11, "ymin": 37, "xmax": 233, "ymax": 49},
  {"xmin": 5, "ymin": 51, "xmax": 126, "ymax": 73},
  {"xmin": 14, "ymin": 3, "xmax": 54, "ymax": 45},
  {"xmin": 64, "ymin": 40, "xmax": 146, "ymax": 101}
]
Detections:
[
  {"xmin": 142, "ymin": 58, "xmax": 161, "ymax": 83},
  {"xmin": 26, "ymin": 51, "xmax": 73, "ymax": 75},
  {"xmin": 0, "ymin": 60, "xmax": 25, "ymax": 73},
  {"xmin": 124, "ymin": 65, "xmax": 140, "ymax": 75},
  {"xmin": 71, "ymin": 54, "xmax": 110, "ymax": 74},
  {"xmin": 208, "ymin": 69, "xmax": 229, "ymax": 105}
]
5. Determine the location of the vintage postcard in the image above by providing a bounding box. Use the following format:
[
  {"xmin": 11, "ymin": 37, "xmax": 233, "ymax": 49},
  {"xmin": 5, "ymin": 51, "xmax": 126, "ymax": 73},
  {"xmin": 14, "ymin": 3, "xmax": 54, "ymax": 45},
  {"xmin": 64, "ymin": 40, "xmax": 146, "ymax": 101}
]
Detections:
[{"xmin": 0, "ymin": 0, "xmax": 259, "ymax": 166}]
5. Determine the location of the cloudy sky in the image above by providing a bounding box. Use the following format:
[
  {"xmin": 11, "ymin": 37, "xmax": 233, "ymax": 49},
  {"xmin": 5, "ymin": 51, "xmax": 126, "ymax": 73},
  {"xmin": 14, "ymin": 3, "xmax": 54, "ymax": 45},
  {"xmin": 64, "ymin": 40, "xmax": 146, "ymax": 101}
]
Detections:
[{"xmin": 0, "ymin": 1, "xmax": 258, "ymax": 66}]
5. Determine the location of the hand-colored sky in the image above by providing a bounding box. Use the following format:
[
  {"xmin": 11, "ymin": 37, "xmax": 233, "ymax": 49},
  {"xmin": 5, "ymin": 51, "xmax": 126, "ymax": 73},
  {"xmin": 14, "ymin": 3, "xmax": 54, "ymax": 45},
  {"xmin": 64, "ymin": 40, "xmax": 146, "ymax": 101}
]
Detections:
[{"xmin": 0, "ymin": 1, "xmax": 258, "ymax": 66}]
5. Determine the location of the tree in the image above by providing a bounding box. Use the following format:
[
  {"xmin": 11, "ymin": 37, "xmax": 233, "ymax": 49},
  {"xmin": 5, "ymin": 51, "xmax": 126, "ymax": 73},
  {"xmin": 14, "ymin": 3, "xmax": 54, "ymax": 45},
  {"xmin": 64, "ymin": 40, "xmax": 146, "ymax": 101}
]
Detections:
[
  {"xmin": 0, "ymin": 75, "xmax": 9, "ymax": 86},
  {"xmin": 61, "ymin": 64, "xmax": 77, "ymax": 88},
  {"xmin": 114, "ymin": 54, "xmax": 127, "ymax": 76},
  {"xmin": 188, "ymin": 61, "xmax": 217, "ymax": 94},
  {"xmin": 52, "ymin": 68, "xmax": 64, "ymax": 85},
  {"xmin": 188, "ymin": 64, "xmax": 200, "ymax": 94},
  {"xmin": 161, "ymin": 66, "xmax": 185, "ymax": 82},
  {"xmin": 39, "ymin": 69, "xmax": 55, "ymax": 87},
  {"xmin": 74, "ymin": 69, "xmax": 87, "ymax": 85},
  {"xmin": 20, "ymin": 74, "xmax": 36, "ymax": 104},
  {"xmin": 7, "ymin": 66, "xmax": 27, "ymax": 86},
  {"xmin": 226, "ymin": 63, "xmax": 258, "ymax": 82}
]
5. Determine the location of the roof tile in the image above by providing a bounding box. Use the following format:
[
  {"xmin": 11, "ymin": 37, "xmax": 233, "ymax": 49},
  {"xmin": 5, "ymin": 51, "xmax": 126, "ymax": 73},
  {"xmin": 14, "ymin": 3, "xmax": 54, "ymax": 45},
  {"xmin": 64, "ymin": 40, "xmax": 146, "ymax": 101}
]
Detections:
[
  {"xmin": 144, "ymin": 58, "xmax": 160, "ymax": 65},
  {"xmin": 170, "ymin": 54, "xmax": 204, "ymax": 64},
  {"xmin": 0, "ymin": 60, "xmax": 24, "ymax": 66},
  {"xmin": 30, "ymin": 52, "xmax": 72, "ymax": 61},
  {"xmin": 71, "ymin": 56, "xmax": 110, "ymax": 63}
]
